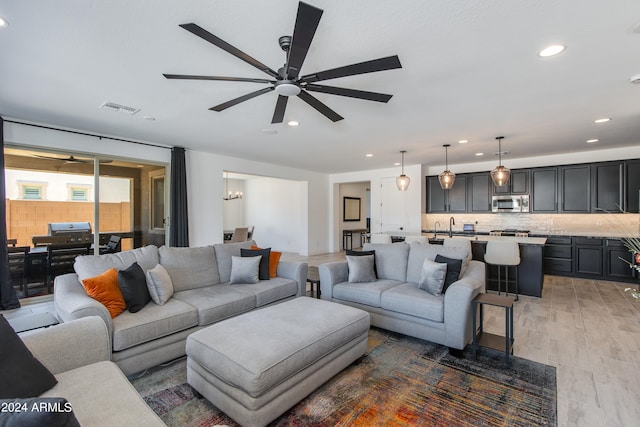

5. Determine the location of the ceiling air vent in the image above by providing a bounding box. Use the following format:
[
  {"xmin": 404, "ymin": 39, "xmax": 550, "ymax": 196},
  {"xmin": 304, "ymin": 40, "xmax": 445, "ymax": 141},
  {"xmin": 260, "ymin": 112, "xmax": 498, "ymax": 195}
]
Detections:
[{"xmin": 100, "ymin": 101, "xmax": 141, "ymax": 115}]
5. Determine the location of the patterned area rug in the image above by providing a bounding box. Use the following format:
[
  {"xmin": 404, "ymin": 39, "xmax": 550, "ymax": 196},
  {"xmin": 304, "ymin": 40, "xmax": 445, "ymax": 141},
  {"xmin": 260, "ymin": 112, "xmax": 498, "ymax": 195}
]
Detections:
[{"xmin": 132, "ymin": 328, "xmax": 556, "ymax": 426}]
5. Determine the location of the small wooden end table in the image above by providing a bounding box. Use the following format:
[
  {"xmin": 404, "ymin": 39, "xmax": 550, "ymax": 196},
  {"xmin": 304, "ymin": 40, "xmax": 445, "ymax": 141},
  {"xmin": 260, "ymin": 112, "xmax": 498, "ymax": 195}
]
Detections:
[{"xmin": 472, "ymin": 293, "xmax": 514, "ymax": 364}]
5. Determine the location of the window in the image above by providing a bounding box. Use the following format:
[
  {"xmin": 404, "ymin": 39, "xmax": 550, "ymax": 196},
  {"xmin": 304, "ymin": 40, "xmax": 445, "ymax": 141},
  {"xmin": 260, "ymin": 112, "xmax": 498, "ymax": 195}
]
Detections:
[
  {"xmin": 151, "ymin": 176, "xmax": 165, "ymax": 229},
  {"xmin": 70, "ymin": 187, "xmax": 88, "ymax": 201},
  {"xmin": 18, "ymin": 181, "xmax": 46, "ymax": 200}
]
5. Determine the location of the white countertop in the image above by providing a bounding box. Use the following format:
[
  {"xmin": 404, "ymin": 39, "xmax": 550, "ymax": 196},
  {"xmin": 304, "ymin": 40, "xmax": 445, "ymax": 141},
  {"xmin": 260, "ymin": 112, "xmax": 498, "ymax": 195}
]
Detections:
[{"xmin": 444, "ymin": 235, "xmax": 548, "ymax": 245}]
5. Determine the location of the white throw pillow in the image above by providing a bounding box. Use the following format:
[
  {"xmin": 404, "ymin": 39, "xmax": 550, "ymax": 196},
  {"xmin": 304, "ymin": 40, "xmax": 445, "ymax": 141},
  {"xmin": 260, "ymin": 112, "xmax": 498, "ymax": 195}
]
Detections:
[
  {"xmin": 146, "ymin": 264, "xmax": 174, "ymax": 305},
  {"xmin": 418, "ymin": 259, "xmax": 447, "ymax": 295},
  {"xmin": 346, "ymin": 254, "xmax": 377, "ymax": 283},
  {"xmin": 230, "ymin": 255, "xmax": 261, "ymax": 284}
]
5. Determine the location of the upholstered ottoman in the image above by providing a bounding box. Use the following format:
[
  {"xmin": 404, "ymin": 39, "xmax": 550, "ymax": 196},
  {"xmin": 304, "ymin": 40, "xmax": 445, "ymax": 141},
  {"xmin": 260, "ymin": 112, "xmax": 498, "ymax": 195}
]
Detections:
[{"xmin": 186, "ymin": 297, "xmax": 370, "ymax": 427}]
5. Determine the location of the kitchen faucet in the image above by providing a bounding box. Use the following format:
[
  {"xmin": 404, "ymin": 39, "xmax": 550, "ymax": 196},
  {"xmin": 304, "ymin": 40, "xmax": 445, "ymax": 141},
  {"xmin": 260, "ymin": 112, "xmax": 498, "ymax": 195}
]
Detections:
[
  {"xmin": 434, "ymin": 221, "xmax": 441, "ymax": 239},
  {"xmin": 449, "ymin": 217, "xmax": 455, "ymax": 238}
]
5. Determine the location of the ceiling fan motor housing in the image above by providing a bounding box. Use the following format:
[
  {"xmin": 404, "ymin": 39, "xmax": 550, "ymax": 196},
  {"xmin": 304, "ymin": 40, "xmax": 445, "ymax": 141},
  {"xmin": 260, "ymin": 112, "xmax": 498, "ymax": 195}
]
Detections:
[{"xmin": 279, "ymin": 35, "xmax": 292, "ymax": 51}]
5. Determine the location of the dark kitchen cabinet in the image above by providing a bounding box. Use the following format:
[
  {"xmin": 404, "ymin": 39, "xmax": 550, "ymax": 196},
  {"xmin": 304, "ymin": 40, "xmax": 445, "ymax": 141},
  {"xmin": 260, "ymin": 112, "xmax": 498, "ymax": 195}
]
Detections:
[
  {"xmin": 468, "ymin": 174, "xmax": 492, "ymax": 212},
  {"xmin": 493, "ymin": 169, "xmax": 529, "ymax": 195},
  {"xmin": 426, "ymin": 175, "xmax": 466, "ymax": 212},
  {"xmin": 625, "ymin": 160, "xmax": 640, "ymax": 213},
  {"xmin": 427, "ymin": 176, "xmax": 447, "ymax": 212},
  {"xmin": 543, "ymin": 236, "xmax": 573, "ymax": 275},
  {"xmin": 531, "ymin": 168, "xmax": 557, "ymax": 212},
  {"xmin": 574, "ymin": 237, "xmax": 604, "ymax": 276},
  {"xmin": 559, "ymin": 165, "xmax": 590, "ymax": 212},
  {"xmin": 606, "ymin": 239, "xmax": 636, "ymax": 279},
  {"xmin": 592, "ymin": 162, "xmax": 624, "ymax": 212}
]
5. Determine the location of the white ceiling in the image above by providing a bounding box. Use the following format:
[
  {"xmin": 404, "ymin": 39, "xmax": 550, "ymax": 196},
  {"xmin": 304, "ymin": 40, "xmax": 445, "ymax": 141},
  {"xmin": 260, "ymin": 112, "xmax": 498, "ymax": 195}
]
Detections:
[{"xmin": 1, "ymin": 0, "xmax": 640, "ymax": 174}]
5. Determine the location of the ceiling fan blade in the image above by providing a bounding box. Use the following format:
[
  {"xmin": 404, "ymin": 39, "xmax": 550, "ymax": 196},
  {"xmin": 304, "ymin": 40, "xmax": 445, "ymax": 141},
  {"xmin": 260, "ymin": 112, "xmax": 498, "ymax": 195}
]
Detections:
[
  {"xmin": 271, "ymin": 96, "xmax": 289, "ymax": 124},
  {"xmin": 179, "ymin": 23, "xmax": 279, "ymax": 78},
  {"xmin": 305, "ymin": 84, "xmax": 393, "ymax": 103},
  {"xmin": 163, "ymin": 74, "xmax": 275, "ymax": 84},
  {"xmin": 285, "ymin": 2, "xmax": 323, "ymax": 79},
  {"xmin": 297, "ymin": 91, "xmax": 343, "ymax": 122},
  {"xmin": 209, "ymin": 87, "xmax": 273, "ymax": 112},
  {"xmin": 300, "ymin": 55, "xmax": 402, "ymax": 83}
]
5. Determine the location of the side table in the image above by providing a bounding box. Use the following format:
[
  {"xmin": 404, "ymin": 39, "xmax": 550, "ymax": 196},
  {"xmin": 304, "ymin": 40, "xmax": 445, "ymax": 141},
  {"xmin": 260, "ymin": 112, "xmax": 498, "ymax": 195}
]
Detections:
[
  {"xmin": 307, "ymin": 265, "xmax": 321, "ymax": 298},
  {"xmin": 472, "ymin": 293, "xmax": 514, "ymax": 364}
]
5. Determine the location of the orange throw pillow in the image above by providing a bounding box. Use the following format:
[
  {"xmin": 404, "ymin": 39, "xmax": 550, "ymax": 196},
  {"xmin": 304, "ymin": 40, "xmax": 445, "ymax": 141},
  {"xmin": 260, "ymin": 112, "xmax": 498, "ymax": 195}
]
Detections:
[
  {"xmin": 82, "ymin": 268, "xmax": 127, "ymax": 318},
  {"xmin": 251, "ymin": 245, "xmax": 282, "ymax": 278}
]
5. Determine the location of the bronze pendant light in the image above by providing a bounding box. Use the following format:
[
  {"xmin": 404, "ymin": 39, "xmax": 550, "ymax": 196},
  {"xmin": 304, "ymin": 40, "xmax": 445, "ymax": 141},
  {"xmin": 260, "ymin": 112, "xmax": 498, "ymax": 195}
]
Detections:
[
  {"xmin": 396, "ymin": 150, "xmax": 410, "ymax": 191},
  {"xmin": 490, "ymin": 136, "xmax": 511, "ymax": 186},
  {"xmin": 438, "ymin": 144, "xmax": 456, "ymax": 189}
]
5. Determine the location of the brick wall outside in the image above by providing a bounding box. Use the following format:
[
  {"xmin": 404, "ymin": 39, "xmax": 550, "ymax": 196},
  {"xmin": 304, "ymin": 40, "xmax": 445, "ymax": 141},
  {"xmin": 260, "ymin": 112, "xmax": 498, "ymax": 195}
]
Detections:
[{"xmin": 6, "ymin": 199, "xmax": 132, "ymax": 248}]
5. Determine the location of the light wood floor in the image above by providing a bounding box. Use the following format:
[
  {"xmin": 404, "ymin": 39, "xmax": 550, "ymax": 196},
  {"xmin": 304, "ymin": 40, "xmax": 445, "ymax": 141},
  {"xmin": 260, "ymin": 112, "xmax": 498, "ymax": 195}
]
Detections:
[{"xmin": 5, "ymin": 252, "xmax": 640, "ymax": 427}]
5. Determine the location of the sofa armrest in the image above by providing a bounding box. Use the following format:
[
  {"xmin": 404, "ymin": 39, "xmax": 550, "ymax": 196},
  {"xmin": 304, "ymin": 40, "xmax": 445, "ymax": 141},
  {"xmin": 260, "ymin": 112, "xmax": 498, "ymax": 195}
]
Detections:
[
  {"xmin": 20, "ymin": 317, "xmax": 111, "ymax": 375},
  {"xmin": 54, "ymin": 273, "xmax": 113, "ymax": 338},
  {"xmin": 443, "ymin": 260, "xmax": 486, "ymax": 349},
  {"xmin": 276, "ymin": 260, "xmax": 308, "ymax": 296},
  {"xmin": 319, "ymin": 261, "xmax": 348, "ymax": 300}
]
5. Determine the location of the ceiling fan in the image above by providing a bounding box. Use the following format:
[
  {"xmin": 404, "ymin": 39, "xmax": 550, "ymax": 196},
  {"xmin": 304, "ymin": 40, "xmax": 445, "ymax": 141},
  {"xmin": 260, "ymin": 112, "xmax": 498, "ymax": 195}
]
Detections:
[
  {"xmin": 34, "ymin": 154, "xmax": 112, "ymax": 164},
  {"xmin": 163, "ymin": 1, "xmax": 402, "ymax": 123}
]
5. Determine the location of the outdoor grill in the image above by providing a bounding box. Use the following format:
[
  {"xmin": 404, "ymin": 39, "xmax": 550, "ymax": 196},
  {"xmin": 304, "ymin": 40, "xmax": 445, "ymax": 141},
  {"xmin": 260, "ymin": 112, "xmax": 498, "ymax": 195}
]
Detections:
[{"xmin": 48, "ymin": 222, "xmax": 92, "ymax": 236}]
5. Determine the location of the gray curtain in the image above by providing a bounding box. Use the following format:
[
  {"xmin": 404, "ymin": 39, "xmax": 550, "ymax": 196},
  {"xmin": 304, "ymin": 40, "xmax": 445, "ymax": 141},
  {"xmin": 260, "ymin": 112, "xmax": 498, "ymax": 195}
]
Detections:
[
  {"xmin": 0, "ymin": 117, "xmax": 21, "ymax": 309},
  {"xmin": 169, "ymin": 147, "xmax": 189, "ymax": 247}
]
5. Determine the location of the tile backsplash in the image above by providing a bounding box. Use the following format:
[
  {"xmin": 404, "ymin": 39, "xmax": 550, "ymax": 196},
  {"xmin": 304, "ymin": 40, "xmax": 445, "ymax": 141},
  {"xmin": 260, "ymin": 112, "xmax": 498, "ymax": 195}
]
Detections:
[{"xmin": 423, "ymin": 213, "xmax": 640, "ymax": 238}]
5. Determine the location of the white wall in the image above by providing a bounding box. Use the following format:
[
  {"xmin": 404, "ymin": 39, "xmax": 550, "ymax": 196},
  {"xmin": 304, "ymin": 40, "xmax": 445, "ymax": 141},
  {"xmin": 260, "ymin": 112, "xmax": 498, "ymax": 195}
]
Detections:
[{"xmin": 245, "ymin": 177, "xmax": 304, "ymax": 253}]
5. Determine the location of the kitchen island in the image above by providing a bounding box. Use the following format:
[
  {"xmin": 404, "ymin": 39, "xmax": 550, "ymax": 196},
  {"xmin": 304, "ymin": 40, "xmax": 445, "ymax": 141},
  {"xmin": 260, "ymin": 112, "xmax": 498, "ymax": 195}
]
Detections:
[{"xmin": 419, "ymin": 231, "xmax": 547, "ymax": 297}]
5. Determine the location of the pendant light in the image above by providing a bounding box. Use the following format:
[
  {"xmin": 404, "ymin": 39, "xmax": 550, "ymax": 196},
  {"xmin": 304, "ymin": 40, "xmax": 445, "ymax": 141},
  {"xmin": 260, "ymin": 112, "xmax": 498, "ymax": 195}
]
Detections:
[
  {"xmin": 490, "ymin": 136, "xmax": 511, "ymax": 186},
  {"xmin": 396, "ymin": 150, "xmax": 410, "ymax": 191},
  {"xmin": 438, "ymin": 144, "xmax": 456, "ymax": 189}
]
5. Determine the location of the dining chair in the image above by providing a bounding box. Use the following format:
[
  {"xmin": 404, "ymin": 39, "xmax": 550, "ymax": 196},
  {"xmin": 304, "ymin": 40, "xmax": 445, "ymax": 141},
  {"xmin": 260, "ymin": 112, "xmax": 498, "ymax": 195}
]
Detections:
[
  {"xmin": 369, "ymin": 234, "xmax": 392, "ymax": 244},
  {"xmin": 229, "ymin": 227, "xmax": 249, "ymax": 243}
]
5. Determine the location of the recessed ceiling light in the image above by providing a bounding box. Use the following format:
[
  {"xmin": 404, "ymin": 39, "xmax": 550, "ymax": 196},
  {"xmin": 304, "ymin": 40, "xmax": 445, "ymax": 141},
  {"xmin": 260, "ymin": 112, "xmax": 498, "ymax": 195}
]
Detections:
[
  {"xmin": 458, "ymin": 139, "xmax": 468, "ymax": 144},
  {"xmin": 629, "ymin": 73, "xmax": 640, "ymax": 84},
  {"xmin": 538, "ymin": 45, "xmax": 566, "ymax": 57},
  {"xmin": 594, "ymin": 118, "xmax": 611, "ymax": 123},
  {"xmin": 365, "ymin": 154, "xmax": 373, "ymax": 157},
  {"xmin": 586, "ymin": 139, "xmax": 599, "ymax": 143},
  {"xmin": 393, "ymin": 162, "xmax": 400, "ymax": 166},
  {"xmin": 143, "ymin": 116, "xmax": 156, "ymax": 121},
  {"xmin": 287, "ymin": 120, "xmax": 299, "ymax": 127},
  {"xmin": 475, "ymin": 152, "xmax": 484, "ymax": 156},
  {"xmin": 0, "ymin": 17, "xmax": 8, "ymax": 27}
]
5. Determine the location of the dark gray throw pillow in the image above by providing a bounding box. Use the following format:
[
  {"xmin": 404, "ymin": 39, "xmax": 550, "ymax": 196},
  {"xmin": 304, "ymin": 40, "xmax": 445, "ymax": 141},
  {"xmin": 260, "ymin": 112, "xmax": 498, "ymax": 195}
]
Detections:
[
  {"xmin": 0, "ymin": 315, "xmax": 58, "ymax": 399},
  {"xmin": 117, "ymin": 262, "xmax": 151, "ymax": 313},
  {"xmin": 0, "ymin": 397, "xmax": 80, "ymax": 427},
  {"xmin": 346, "ymin": 249, "xmax": 377, "ymax": 278},
  {"xmin": 241, "ymin": 248, "xmax": 271, "ymax": 280},
  {"xmin": 434, "ymin": 254, "xmax": 462, "ymax": 293}
]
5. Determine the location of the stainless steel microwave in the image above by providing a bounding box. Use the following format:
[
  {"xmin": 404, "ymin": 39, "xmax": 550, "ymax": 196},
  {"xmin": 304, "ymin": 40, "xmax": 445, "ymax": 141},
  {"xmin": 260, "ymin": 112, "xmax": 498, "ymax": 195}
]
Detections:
[{"xmin": 491, "ymin": 195, "xmax": 529, "ymax": 213}]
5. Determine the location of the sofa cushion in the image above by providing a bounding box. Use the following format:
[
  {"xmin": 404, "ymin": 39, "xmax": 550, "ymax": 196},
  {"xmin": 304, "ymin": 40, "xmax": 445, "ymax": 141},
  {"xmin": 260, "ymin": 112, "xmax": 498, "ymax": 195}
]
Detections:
[
  {"xmin": 172, "ymin": 285, "xmax": 256, "ymax": 326},
  {"xmin": 241, "ymin": 247, "xmax": 271, "ymax": 280},
  {"xmin": 213, "ymin": 240, "xmax": 256, "ymax": 283},
  {"xmin": 380, "ymin": 282, "xmax": 444, "ymax": 322},
  {"xmin": 346, "ymin": 254, "xmax": 377, "ymax": 283},
  {"xmin": 435, "ymin": 254, "xmax": 463, "ymax": 292},
  {"xmin": 74, "ymin": 245, "xmax": 159, "ymax": 282},
  {"xmin": 159, "ymin": 246, "xmax": 220, "ymax": 292},
  {"xmin": 406, "ymin": 244, "xmax": 469, "ymax": 284},
  {"xmin": 117, "ymin": 262, "xmax": 151, "ymax": 313},
  {"xmin": 230, "ymin": 255, "xmax": 261, "ymax": 284},
  {"xmin": 0, "ymin": 315, "xmax": 58, "ymax": 398},
  {"xmin": 362, "ymin": 243, "xmax": 409, "ymax": 282},
  {"xmin": 231, "ymin": 277, "xmax": 298, "ymax": 307},
  {"xmin": 41, "ymin": 361, "xmax": 164, "ymax": 426},
  {"xmin": 333, "ymin": 279, "xmax": 401, "ymax": 307},
  {"xmin": 111, "ymin": 299, "xmax": 198, "ymax": 351},
  {"xmin": 82, "ymin": 268, "xmax": 127, "ymax": 319},
  {"xmin": 418, "ymin": 259, "xmax": 448, "ymax": 295},
  {"xmin": 145, "ymin": 264, "xmax": 174, "ymax": 305}
]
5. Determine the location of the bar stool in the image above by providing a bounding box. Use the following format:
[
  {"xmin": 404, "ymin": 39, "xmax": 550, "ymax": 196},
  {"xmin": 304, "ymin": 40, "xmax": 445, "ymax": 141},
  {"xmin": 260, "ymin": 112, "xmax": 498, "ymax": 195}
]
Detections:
[{"xmin": 484, "ymin": 240, "xmax": 521, "ymax": 301}]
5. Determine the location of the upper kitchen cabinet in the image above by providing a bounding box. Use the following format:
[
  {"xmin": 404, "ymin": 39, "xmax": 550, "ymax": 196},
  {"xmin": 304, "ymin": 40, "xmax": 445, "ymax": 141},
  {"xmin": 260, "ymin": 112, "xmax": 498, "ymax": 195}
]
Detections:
[
  {"xmin": 493, "ymin": 169, "xmax": 529, "ymax": 195},
  {"xmin": 625, "ymin": 159, "xmax": 640, "ymax": 213},
  {"xmin": 468, "ymin": 173, "xmax": 492, "ymax": 212},
  {"xmin": 426, "ymin": 175, "xmax": 467, "ymax": 212},
  {"xmin": 559, "ymin": 165, "xmax": 590, "ymax": 213},
  {"xmin": 592, "ymin": 162, "xmax": 624, "ymax": 212},
  {"xmin": 531, "ymin": 168, "xmax": 558, "ymax": 212}
]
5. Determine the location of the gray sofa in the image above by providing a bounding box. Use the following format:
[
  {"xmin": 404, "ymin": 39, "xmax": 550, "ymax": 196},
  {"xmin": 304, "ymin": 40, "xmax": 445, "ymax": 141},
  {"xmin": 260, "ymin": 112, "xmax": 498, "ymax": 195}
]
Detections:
[
  {"xmin": 54, "ymin": 240, "xmax": 307, "ymax": 375},
  {"xmin": 20, "ymin": 316, "xmax": 164, "ymax": 426},
  {"xmin": 319, "ymin": 242, "xmax": 485, "ymax": 350}
]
